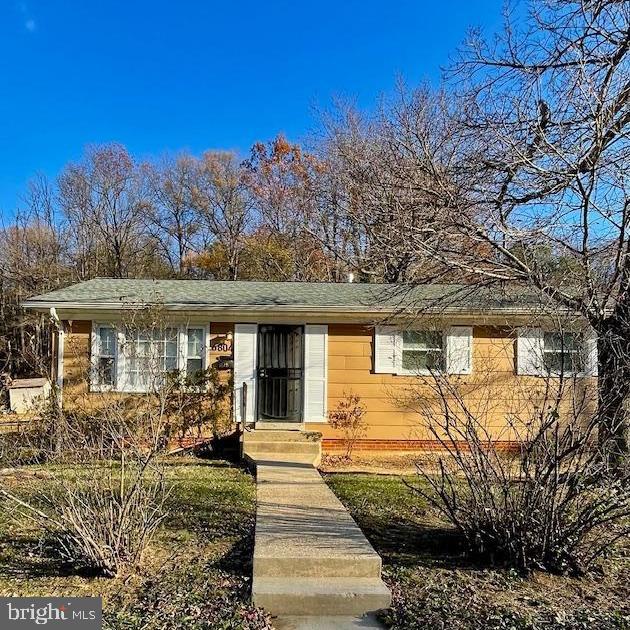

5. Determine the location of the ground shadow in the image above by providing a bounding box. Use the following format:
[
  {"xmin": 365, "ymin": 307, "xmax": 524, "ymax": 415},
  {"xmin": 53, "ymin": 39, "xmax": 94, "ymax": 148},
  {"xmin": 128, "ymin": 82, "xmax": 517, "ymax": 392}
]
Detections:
[{"xmin": 0, "ymin": 535, "xmax": 101, "ymax": 579}]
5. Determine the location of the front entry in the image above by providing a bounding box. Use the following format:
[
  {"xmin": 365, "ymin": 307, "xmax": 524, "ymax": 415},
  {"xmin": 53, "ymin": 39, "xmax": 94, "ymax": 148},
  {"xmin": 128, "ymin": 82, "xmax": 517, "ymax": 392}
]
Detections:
[{"xmin": 257, "ymin": 325, "xmax": 304, "ymax": 422}]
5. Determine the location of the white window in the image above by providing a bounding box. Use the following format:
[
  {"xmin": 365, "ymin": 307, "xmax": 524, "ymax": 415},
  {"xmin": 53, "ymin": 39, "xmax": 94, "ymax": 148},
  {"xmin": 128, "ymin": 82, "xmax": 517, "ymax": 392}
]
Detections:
[
  {"xmin": 401, "ymin": 330, "xmax": 445, "ymax": 374},
  {"xmin": 543, "ymin": 332, "xmax": 585, "ymax": 374},
  {"xmin": 93, "ymin": 325, "xmax": 117, "ymax": 388},
  {"xmin": 126, "ymin": 328, "xmax": 179, "ymax": 390},
  {"xmin": 516, "ymin": 328, "xmax": 597, "ymax": 377},
  {"xmin": 186, "ymin": 327, "xmax": 205, "ymax": 381},
  {"xmin": 90, "ymin": 323, "xmax": 209, "ymax": 393},
  {"xmin": 374, "ymin": 326, "xmax": 472, "ymax": 375}
]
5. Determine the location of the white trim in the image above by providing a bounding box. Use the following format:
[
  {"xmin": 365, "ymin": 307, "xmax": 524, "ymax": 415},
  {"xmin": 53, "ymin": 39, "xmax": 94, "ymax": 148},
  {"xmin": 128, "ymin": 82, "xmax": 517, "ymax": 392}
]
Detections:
[
  {"xmin": 374, "ymin": 326, "xmax": 401, "ymax": 374},
  {"xmin": 517, "ymin": 328, "xmax": 596, "ymax": 378},
  {"xmin": 584, "ymin": 328, "xmax": 598, "ymax": 377},
  {"xmin": 90, "ymin": 321, "xmax": 211, "ymax": 393},
  {"xmin": 445, "ymin": 326, "xmax": 473, "ymax": 375},
  {"xmin": 303, "ymin": 324, "xmax": 328, "ymax": 423},
  {"xmin": 183, "ymin": 323, "xmax": 210, "ymax": 376},
  {"xmin": 90, "ymin": 322, "xmax": 118, "ymax": 392},
  {"xmin": 22, "ymin": 300, "xmax": 554, "ymax": 318},
  {"xmin": 233, "ymin": 323, "xmax": 258, "ymax": 423}
]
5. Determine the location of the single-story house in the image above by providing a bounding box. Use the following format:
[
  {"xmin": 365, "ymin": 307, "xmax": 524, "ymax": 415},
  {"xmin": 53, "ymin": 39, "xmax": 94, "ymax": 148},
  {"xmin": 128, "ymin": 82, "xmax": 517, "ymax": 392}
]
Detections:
[{"xmin": 23, "ymin": 278, "xmax": 598, "ymax": 452}]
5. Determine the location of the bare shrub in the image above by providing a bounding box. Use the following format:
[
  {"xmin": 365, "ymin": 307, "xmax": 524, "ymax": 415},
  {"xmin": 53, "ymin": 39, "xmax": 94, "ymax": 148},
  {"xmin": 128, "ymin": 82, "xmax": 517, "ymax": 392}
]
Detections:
[
  {"xmin": 161, "ymin": 366, "xmax": 232, "ymax": 442},
  {"xmin": 47, "ymin": 457, "xmax": 169, "ymax": 577},
  {"xmin": 1, "ymin": 441, "xmax": 169, "ymax": 578},
  {"xmin": 407, "ymin": 366, "xmax": 630, "ymax": 575},
  {"xmin": 329, "ymin": 391, "xmax": 367, "ymax": 460}
]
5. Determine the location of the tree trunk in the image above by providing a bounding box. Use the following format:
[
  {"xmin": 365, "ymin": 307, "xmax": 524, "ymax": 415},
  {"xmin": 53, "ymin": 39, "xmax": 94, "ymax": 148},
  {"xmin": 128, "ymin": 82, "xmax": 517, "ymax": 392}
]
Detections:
[{"xmin": 596, "ymin": 317, "xmax": 630, "ymax": 470}]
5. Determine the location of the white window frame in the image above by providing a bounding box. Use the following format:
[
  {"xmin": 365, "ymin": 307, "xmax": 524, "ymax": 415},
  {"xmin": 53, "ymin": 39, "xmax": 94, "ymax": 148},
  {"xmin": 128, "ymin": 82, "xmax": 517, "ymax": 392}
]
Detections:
[
  {"xmin": 398, "ymin": 329, "xmax": 446, "ymax": 376},
  {"xmin": 517, "ymin": 327, "xmax": 597, "ymax": 378},
  {"xmin": 90, "ymin": 322, "xmax": 210, "ymax": 393},
  {"xmin": 542, "ymin": 331, "xmax": 586, "ymax": 377},
  {"xmin": 124, "ymin": 326, "xmax": 180, "ymax": 393},
  {"xmin": 90, "ymin": 323, "xmax": 119, "ymax": 392},
  {"xmin": 182, "ymin": 325, "xmax": 210, "ymax": 382}
]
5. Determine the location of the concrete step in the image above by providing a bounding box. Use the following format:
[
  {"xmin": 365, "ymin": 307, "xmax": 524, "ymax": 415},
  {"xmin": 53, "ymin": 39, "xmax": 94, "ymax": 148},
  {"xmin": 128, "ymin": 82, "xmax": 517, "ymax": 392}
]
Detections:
[
  {"xmin": 243, "ymin": 430, "xmax": 322, "ymax": 443},
  {"xmin": 253, "ymin": 553, "xmax": 381, "ymax": 578},
  {"xmin": 244, "ymin": 440, "xmax": 321, "ymax": 455},
  {"xmin": 243, "ymin": 452, "xmax": 320, "ymax": 466},
  {"xmin": 252, "ymin": 577, "xmax": 392, "ymax": 616}
]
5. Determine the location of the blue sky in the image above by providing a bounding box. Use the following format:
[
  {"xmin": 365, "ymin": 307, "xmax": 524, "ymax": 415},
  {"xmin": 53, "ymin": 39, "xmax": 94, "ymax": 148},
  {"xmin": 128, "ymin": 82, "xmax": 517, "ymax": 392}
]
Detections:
[{"xmin": 0, "ymin": 0, "xmax": 504, "ymax": 218}]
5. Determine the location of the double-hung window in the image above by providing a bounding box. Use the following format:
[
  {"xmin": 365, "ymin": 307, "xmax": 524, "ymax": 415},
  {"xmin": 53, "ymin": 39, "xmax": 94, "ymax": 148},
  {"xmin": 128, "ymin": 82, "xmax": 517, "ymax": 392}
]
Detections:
[
  {"xmin": 401, "ymin": 330, "xmax": 445, "ymax": 374},
  {"xmin": 186, "ymin": 327, "xmax": 205, "ymax": 382},
  {"xmin": 543, "ymin": 332, "xmax": 584, "ymax": 374},
  {"xmin": 126, "ymin": 328, "xmax": 179, "ymax": 390},
  {"xmin": 93, "ymin": 325, "xmax": 117, "ymax": 388},
  {"xmin": 91, "ymin": 323, "xmax": 209, "ymax": 392}
]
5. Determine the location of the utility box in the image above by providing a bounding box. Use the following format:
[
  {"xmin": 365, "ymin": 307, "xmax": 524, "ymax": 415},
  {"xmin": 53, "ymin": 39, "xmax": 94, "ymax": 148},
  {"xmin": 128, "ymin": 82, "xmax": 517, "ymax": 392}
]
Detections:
[{"xmin": 8, "ymin": 378, "xmax": 51, "ymax": 414}]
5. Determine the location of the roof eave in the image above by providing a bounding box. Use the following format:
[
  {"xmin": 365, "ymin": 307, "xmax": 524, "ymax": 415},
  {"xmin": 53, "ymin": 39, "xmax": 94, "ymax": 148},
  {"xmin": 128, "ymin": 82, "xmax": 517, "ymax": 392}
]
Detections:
[{"xmin": 21, "ymin": 299, "xmax": 545, "ymax": 317}]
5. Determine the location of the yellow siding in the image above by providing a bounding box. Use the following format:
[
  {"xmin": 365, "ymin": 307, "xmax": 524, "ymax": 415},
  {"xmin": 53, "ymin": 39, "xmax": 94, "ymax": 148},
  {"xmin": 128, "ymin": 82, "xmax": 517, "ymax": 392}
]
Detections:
[
  {"xmin": 308, "ymin": 324, "xmax": 596, "ymax": 443},
  {"xmin": 60, "ymin": 320, "xmax": 596, "ymax": 446}
]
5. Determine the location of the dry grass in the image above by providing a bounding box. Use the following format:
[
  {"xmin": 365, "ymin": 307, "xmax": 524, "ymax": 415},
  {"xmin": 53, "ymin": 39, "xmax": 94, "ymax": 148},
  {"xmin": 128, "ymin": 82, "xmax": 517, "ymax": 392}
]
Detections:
[
  {"xmin": 0, "ymin": 458, "xmax": 272, "ymax": 629},
  {"xmin": 325, "ymin": 473, "xmax": 630, "ymax": 629}
]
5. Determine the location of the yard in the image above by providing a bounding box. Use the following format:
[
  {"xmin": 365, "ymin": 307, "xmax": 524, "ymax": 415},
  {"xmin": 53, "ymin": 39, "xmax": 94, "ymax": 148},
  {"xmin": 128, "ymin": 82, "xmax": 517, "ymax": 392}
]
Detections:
[
  {"xmin": 325, "ymin": 473, "xmax": 630, "ymax": 630},
  {"xmin": 0, "ymin": 458, "xmax": 272, "ymax": 630},
  {"xmin": 1, "ymin": 458, "xmax": 628, "ymax": 629}
]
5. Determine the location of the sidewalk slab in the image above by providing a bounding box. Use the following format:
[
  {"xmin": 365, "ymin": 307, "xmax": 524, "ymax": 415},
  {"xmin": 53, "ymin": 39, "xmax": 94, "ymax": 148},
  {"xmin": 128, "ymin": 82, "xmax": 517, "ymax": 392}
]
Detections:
[{"xmin": 245, "ymin": 432, "xmax": 391, "ymax": 618}]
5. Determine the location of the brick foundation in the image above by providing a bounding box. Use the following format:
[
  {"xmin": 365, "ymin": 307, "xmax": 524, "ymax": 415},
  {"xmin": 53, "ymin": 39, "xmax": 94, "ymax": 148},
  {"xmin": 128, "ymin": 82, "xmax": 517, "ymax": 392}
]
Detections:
[{"xmin": 322, "ymin": 438, "xmax": 521, "ymax": 453}]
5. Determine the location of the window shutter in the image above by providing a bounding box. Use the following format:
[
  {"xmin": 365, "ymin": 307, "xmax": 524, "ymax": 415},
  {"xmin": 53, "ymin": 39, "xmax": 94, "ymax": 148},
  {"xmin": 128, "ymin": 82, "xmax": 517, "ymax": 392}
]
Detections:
[
  {"xmin": 446, "ymin": 326, "xmax": 473, "ymax": 375},
  {"xmin": 516, "ymin": 328, "xmax": 544, "ymax": 376},
  {"xmin": 234, "ymin": 324, "xmax": 257, "ymax": 423},
  {"xmin": 374, "ymin": 326, "xmax": 401, "ymax": 373},
  {"xmin": 584, "ymin": 329, "xmax": 598, "ymax": 376},
  {"xmin": 304, "ymin": 324, "xmax": 328, "ymax": 422}
]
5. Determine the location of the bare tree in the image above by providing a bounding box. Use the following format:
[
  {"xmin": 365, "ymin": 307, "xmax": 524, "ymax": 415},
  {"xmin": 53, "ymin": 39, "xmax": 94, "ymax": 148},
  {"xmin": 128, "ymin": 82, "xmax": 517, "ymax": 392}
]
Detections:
[
  {"xmin": 404, "ymin": 325, "xmax": 629, "ymax": 575},
  {"xmin": 59, "ymin": 144, "xmax": 156, "ymax": 278},
  {"xmin": 319, "ymin": 91, "xmax": 478, "ymax": 283},
  {"xmin": 434, "ymin": 0, "xmax": 630, "ymax": 464},
  {"xmin": 0, "ymin": 176, "xmax": 70, "ymax": 377},
  {"xmin": 245, "ymin": 135, "xmax": 332, "ymax": 281},
  {"xmin": 191, "ymin": 151, "xmax": 253, "ymax": 280},
  {"xmin": 145, "ymin": 154, "xmax": 202, "ymax": 276},
  {"xmin": 327, "ymin": 1, "xmax": 629, "ymax": 464}
]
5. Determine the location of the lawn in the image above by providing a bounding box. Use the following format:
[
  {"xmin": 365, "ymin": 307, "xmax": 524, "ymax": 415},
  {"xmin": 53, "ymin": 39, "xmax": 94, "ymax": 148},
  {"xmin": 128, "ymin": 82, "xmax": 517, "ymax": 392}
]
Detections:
[
  {"xmin": 0, "ymin": 458, "xmax": 272, "ymax": 630},
  {"xmin": 325, "ymin": 473, "xmax": 630, "ymax": 630}
]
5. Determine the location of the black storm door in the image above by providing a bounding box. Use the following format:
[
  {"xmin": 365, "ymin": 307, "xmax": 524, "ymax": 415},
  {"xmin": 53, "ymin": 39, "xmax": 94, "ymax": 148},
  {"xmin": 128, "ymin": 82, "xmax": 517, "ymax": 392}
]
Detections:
[{"xmin": 257, "ymin": 325, "xmax": 303, "ymax": 422}]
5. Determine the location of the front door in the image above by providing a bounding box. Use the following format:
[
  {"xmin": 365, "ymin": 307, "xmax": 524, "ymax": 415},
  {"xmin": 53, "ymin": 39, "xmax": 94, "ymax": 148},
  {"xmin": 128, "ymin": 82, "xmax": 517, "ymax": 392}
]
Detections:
[{"xmin": 257, "ymin": 325, "xmax": 303, "ymax": 422}]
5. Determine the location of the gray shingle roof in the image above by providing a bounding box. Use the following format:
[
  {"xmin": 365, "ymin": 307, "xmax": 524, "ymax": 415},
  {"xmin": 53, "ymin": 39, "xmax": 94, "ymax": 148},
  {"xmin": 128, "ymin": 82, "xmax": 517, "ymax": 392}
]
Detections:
[{"xmin": 23, "ymin": 278, "xmax": 543, "ymax": 313}]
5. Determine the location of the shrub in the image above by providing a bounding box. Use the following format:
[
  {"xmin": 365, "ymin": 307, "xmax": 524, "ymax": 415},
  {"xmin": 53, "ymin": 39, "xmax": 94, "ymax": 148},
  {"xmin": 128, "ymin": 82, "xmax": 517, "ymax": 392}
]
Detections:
[
  {"xmin": 1, "ymin": 456, "xmax": 169, "ymax": 578},
  {"xmin": 409, "ymin": 375, "xmax": 630, "ymax": 575},
  {"xmin": 161, "ymin": 367, "xmax": 232, "ymax": 441},
  {"xmin": 48, "ymin": 458, "xmax": 169, "ymax": 577},
  {"xmin": 329, "ymin": 391, "xmax": 367, "ymax": 460}
]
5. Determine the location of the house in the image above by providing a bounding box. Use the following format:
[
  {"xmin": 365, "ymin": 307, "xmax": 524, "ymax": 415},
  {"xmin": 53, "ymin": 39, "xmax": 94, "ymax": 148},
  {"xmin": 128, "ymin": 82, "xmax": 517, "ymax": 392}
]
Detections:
[{"xmin": 22, "ymin": 278, "xmax": 598, "ymax": 452}]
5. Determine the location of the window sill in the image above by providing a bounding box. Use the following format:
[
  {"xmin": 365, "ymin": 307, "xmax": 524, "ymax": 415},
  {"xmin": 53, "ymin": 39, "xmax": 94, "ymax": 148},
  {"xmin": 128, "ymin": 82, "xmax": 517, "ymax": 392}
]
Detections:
[{"xmin": 396, "ymin": 369, "xmax": 444, "ymax": 376}]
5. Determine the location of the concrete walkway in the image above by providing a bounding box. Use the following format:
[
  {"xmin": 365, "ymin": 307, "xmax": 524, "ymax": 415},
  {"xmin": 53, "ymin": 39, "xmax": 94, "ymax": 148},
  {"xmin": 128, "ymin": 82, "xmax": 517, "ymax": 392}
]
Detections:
[{"xmin": 244, "ymin": 430, "xmax": 391, "ymax": 620}]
